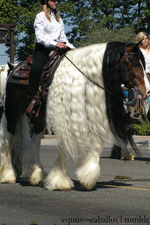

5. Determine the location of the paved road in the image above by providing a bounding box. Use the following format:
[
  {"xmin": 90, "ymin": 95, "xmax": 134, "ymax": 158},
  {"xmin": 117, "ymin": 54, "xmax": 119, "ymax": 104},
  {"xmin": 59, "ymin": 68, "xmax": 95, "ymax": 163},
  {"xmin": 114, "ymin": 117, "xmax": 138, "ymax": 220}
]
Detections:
[{"xmin": 0, "ymin": 136, "xmax": 150, "ymax": 225}]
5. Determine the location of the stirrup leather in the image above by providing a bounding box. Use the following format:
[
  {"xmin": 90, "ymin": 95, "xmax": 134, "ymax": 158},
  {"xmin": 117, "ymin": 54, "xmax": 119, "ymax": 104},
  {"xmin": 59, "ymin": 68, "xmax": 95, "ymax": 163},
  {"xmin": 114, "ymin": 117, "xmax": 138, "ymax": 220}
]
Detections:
[{"xmin": 26, "ymin": 95, "xmax": 42, "ymax": 118}]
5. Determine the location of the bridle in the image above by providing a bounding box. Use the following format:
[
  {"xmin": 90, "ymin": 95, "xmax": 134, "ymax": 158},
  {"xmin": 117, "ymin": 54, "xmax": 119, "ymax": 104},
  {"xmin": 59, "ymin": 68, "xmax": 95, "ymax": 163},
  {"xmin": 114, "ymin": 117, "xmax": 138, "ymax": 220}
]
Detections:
[
  {"xmin": 120, "ymin": 45, "xmax": 145, "ymax": 104},
  {"xmin": 120, "ymin": 45, "xmax": 140, "ymax": 90},
  {"xmin": 120, "ymin": 45, "xmax": 135, "ymax": 72}
]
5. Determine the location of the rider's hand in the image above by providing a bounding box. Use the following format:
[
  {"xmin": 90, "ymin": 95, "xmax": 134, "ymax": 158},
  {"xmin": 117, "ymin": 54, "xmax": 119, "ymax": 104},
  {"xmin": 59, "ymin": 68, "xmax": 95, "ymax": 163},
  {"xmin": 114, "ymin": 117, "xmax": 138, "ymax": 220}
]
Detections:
[
  {"xmin": 56, "ymin": 42, "xmax": 67, "ymax": 49},
  {"xmin": 136, "ymin": 95, "xmax": 142, "ymax": 100}
]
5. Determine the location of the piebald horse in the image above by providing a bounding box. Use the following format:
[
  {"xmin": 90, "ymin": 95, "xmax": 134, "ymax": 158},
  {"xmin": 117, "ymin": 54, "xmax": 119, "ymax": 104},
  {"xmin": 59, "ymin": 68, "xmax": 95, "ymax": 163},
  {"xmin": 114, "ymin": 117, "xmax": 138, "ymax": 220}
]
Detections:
[{"xmin": 0, "ymin": 42, "xmax": 150, "ymax": 191}]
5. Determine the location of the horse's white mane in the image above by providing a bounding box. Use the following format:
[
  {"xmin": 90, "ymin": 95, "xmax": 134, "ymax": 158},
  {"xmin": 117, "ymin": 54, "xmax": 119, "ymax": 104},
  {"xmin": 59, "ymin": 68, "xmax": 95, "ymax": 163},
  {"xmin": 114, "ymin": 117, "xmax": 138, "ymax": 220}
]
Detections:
[{"xmin": 46, "ymin": 43, "xmax": 113, "ymax": 160}]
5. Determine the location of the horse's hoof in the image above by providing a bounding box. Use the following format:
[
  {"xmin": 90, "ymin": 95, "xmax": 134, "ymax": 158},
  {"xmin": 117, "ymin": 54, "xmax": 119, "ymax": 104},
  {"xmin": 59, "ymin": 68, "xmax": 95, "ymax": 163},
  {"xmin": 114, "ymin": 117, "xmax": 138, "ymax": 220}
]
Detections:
[
  {"xmin": 44, "ymin": 174, "xmax": 74, "ymax": 191},
  {"xmin": 54, "ymin": 187, "xmax": 72, "ymax": 191},
  {"xmin": 0, "ymin": 176, "xmax": 16, "ymax": 183},
  {"xmin": 0, "ymin": 171, "xmax": 16, "ymax": 183},
  {"xmin": 29, "ymin": 167, "xmax": 47, "ymax": 186},
  {"xmin": 1, "ymin": 179, "xmax": 16, "ymax": 184},
  {"xmin": 45, "ymin": 181, "xmax": 74, "ymax": 191},
  {"xmin": 121, "ymin": 153, "xmax": 135, "ymax": 161},
  {"xmin": 80, "ymin": 183, "xmax": 95, "ymax": 191}
]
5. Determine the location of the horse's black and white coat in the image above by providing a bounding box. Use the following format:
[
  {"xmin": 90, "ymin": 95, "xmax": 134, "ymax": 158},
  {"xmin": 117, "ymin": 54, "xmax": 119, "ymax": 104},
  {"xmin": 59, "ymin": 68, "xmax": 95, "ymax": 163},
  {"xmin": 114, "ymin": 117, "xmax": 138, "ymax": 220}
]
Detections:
[
  {"xmin": 0, "ymin": 42, "xmax": 150, "ymax": 190},
  {"xmin": 45, "ymin": 42, "xmax": 150, "ymax": 190}
]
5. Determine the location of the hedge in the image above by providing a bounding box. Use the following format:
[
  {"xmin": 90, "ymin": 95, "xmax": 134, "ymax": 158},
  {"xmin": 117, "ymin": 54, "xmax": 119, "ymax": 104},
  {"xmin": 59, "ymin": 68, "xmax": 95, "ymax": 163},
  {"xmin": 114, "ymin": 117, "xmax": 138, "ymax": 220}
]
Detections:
[{"xmin": 132, "ymin": 124, "xmax": 150, "ymax": 136}]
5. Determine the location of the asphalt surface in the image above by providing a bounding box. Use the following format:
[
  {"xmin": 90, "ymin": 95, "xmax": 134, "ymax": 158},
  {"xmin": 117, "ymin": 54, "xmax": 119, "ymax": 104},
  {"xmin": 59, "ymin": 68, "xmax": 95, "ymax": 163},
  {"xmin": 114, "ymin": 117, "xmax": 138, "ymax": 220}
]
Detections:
[{"xmin": 0, "ymin": 136, "xmax": 150, "ymax": 225}]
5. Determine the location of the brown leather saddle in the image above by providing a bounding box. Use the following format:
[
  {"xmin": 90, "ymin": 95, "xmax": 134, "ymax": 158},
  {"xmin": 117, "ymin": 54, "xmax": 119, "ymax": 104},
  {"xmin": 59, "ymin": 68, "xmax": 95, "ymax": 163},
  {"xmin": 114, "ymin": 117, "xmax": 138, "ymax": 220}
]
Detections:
[
  {"xmin": 9, "ymin": 49, "xmax": 61, "ymax": 85},
  {"xmin": 8, "ymin": 48, "xmax": 69, "ymax": 117}
]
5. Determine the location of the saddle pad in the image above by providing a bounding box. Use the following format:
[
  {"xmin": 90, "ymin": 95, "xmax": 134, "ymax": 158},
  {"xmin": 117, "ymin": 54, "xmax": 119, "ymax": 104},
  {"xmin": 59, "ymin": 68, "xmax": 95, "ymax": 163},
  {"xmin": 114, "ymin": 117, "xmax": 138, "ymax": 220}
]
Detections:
[
  {"xmin": 12, "ymin": 59, "xmax": 31, "ymax": 80},
  {"xmin": 9, "ymin": 49, "xmax": 67, "ymax": 86},
  {"xmin": 11, "ymin": 50, "xmax": 59, "ymax": 80},
  {"xmin": 7, "ymin": 53, "xmax": 61, "ymax": 86},
  {"xmin": 7, "ymin": 69, "xmax": 29, "ymax": 85}
]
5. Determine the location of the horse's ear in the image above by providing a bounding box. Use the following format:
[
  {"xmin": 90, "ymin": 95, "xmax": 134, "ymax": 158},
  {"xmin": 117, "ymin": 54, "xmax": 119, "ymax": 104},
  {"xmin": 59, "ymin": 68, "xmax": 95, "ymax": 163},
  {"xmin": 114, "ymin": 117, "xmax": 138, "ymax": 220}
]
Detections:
[
  {"xmin": 137, "ymin": 40, "xmax": 143, "ymax": 48},
  {"xmin": 128, "ymin": 41, "xmax": 142, "ymax": 53},
  {"xmin": 7, "ymin": 61, "xmax": 14, "ymax": 70}
]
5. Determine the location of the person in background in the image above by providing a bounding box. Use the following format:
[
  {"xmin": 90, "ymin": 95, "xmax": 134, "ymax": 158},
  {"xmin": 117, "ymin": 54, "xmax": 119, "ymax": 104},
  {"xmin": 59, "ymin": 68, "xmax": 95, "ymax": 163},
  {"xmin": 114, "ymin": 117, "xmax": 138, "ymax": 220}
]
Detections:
[
  {"xmin": 26, "ymin": 0, "xmax": 75, "ymax": 113},
  {"xmin": 127, "ymin": 32, "xmax": 150, "ymax": 118},
  {"xmin": 135, "ymin": 31, "xmax": 150, "ymax": 76}
]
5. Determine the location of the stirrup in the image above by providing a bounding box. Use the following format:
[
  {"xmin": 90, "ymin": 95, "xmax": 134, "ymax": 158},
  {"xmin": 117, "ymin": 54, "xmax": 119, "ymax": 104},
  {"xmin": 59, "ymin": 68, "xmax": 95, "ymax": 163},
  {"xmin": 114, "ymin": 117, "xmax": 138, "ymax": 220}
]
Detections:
[{"xmin": 26, "ymin": 98, "xmax": 41, "ymax": 118}]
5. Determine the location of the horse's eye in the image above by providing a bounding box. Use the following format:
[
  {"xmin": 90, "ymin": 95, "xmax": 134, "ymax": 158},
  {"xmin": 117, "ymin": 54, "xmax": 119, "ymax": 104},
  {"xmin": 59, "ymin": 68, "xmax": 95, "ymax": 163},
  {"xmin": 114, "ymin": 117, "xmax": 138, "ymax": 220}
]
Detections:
[{"xmin": 133, "ymin": 62, "xmax": 140, "ymax": 67}]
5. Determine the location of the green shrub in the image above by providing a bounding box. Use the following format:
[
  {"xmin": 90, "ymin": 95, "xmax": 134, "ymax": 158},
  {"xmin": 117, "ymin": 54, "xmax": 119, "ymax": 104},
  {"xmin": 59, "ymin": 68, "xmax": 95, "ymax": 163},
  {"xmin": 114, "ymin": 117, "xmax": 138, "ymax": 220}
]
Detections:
[{"xmin": 132, "ymin": 124, "xmax": 150, "ymax": 136}]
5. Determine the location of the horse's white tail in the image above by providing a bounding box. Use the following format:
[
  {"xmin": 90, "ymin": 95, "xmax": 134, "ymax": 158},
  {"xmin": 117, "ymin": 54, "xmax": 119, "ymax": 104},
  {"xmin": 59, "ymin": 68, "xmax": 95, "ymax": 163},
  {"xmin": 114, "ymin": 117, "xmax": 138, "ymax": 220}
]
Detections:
[
  {"xmin": 0, "ymin": 113, "xmax": 16, "ymax": 183},
  {"xmin": 0, "ymin": 65, "xmax": 8, "ymax": 107}
]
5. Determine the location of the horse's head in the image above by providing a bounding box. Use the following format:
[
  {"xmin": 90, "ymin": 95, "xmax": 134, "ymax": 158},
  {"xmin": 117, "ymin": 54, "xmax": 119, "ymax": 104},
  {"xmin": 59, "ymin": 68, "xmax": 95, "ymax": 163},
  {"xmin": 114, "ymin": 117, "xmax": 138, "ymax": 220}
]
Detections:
[{"xmin": 120, "ymin": 42, "xmax": 150, "ymax": 97}]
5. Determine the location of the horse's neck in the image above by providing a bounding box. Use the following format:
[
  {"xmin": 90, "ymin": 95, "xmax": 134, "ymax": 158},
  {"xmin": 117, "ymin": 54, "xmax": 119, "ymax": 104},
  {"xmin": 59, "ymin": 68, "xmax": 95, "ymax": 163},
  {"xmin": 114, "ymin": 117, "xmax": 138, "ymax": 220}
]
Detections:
[{"xmin": 69, "ymin": 43, "xmax": 107, "ymax": 81}]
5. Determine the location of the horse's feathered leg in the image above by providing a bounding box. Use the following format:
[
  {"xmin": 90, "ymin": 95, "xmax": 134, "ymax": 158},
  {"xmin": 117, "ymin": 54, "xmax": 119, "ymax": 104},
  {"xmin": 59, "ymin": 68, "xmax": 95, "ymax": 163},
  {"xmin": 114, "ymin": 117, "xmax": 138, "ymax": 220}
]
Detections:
[
  {"xmin": 44, "ymin": 143, "xmax": 74, "ymax": 191},
  {"xmin": 110, "ymin": 143, "xmax": 134, "ymax": 160},
  {"xmin": 121, "ymin": 147, "xmax": 135, "ymax": 160},
  {"xmin": 76, "ymin": 141, "xmax": 102, "ymax": 190},
  {"xmin": 0, "ymin": 113, "xmax": 17, "ymax": 183},
  {"xmin": 10, "ymin": 114, "xmax": 31, "ymax": 177},
  {"xmin": 22, "ymin": 132, "xmax": 47, "ymax": 185},
  {"xmin": 110, "ymin": 144, "xmax": 122, "ymax": 159},
  {"xmin": 119, "ymin": 138, "xmax": 135, "ymax": 160}
]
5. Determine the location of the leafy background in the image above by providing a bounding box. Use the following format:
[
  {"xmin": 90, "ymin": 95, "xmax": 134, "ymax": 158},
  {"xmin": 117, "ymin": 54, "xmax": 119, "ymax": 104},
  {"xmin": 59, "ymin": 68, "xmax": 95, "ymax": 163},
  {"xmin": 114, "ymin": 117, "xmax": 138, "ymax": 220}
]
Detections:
[{"xmin": 1, "ymin": 0, "xmax": 150, "ymax": 61}]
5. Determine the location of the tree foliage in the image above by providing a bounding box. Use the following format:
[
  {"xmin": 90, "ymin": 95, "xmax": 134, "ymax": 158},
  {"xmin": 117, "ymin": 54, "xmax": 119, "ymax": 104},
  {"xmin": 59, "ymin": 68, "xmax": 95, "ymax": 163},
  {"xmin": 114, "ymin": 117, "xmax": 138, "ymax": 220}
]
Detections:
[
  {"xmin": 0, "ymin": 0, "xmax": 40, "ymax": 61},
  {"xmin": 0, "ymin": 0, "xmax": 150, "ymax": 62},
  {"xmin": 59, "ymin": 0, "xmax": 150, "ymax": 46}
]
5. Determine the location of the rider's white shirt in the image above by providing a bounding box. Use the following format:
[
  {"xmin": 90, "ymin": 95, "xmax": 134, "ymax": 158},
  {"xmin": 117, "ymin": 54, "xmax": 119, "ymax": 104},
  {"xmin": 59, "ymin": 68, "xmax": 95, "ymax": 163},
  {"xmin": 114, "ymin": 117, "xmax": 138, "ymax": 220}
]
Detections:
[
  {"xmin": 140, "ymin": 48, "xmax": 150, "ymax": 74},
  {"xmin": 34, "ymin": 11, "xmax": 74, "ymax": 49}
]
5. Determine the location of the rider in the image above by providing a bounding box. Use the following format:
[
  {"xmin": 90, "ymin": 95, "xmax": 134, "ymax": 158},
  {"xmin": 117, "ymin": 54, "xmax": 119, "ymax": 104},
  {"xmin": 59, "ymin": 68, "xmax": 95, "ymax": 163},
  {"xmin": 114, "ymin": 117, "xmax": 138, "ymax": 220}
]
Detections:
[
  {"xmin": 135, "ymin": 32, "xmax": 150, "ymax": 77},
  {"xmin": 26, "ymin": 0, "xmax": 75, "ymax": 115}
]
